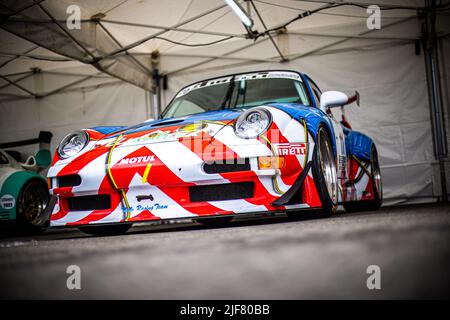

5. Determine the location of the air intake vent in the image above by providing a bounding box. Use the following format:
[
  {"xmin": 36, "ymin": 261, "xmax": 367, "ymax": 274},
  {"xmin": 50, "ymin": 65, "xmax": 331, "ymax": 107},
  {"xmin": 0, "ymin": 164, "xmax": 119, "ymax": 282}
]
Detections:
[
  {"xmin": 58, "ymin": 175, "xmax": 81, "ymax": 187},
  {"xmin": 67, "ymin": 195, "xmax": 110, "ymax": 211},
  {"xmin": 151, "ymin": 119, "xmax": 184, "ymax": 127},
  {"xmin": 203, "ymin": 159, "xmax": 250, "ymax": 174},
  {"xmin": 189, "ymin": 182, "xmax": 254, "ymax": 202}
]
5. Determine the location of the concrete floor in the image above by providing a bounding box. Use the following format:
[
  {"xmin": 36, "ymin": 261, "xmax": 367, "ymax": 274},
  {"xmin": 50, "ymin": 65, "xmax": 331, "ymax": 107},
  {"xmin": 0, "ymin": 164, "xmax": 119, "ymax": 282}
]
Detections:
[{"xmin": 0, "ymin": 204, "xmax": 449, "ymax": 299}]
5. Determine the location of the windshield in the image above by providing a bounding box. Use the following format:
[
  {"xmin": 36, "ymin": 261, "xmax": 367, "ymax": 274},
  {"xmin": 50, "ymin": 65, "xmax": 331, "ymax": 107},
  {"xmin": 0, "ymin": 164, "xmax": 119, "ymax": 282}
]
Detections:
[{"xmin": 162, "ymin": 71, "xmax": 310, "ymax": 119}]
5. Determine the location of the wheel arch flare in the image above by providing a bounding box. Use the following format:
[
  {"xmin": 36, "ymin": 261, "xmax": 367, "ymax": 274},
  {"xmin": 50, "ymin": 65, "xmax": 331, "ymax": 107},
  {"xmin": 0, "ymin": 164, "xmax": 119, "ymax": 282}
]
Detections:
[
  {"xmin": 259, "ymin": 105, "xmax": 322, "ymax": 207},
  {"xmin": 264, "ymin": 103, "xmax": 337, "ymax": 155}
]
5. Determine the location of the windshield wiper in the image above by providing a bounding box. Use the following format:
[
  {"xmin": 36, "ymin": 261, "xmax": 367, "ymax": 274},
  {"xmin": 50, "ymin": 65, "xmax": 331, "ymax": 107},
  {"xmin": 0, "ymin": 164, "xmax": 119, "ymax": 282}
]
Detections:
[{"xmin": 220, "ymin": 75, "xmax": 235, "ymax": 109}]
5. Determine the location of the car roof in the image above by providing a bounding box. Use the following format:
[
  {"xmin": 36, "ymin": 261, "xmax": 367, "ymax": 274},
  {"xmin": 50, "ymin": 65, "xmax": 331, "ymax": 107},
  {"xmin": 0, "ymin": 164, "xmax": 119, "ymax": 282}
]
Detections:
[{"xmin": 183, "ymin": 69, "xmax": 307, "ymax": 85}]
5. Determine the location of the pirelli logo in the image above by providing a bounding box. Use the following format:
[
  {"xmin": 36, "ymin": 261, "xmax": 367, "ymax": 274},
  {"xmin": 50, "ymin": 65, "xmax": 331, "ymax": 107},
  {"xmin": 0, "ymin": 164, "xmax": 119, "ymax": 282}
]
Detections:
[{"xmin": 275, "ymin": 143, "xmax": 306, "ymax": 156}]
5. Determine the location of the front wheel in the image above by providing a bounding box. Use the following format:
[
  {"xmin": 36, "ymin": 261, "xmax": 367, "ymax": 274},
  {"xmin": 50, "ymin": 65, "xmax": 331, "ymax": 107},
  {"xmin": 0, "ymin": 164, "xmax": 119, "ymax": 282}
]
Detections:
[
  {"xmin": 78, "ymin": 223, "xmax": 132, "ymax": 236},
  {"xmin": 344, "ymin": 145, "xmax": 382, "ymax": 212},
  {"xmin": 311, "ymin": 126, "xmax": 339, "ymax": 216},
  {"xmin": 16, "ymin": 179, "xmax": 50, "ymax": 234}
]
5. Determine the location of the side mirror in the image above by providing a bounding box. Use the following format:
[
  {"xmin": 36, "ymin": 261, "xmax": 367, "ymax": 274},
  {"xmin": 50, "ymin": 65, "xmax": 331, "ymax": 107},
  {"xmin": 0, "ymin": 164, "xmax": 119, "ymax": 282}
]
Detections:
[{"xmin": 319, "ymin": 91, "xmax": 348, "ymax": 113}]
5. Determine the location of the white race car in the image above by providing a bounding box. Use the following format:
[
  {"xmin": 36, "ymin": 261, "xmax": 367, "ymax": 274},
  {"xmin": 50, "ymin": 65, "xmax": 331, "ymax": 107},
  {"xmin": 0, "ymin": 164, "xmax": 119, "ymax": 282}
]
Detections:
[{"xmin": 46, "ymin": 70, "xmax": 382, "ymax": 236}]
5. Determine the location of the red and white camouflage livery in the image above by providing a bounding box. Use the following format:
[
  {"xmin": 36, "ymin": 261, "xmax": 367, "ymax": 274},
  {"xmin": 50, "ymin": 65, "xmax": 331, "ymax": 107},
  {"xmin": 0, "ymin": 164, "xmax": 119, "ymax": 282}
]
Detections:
[{"xmin": 47, "ymin": 71, "xmax": 382, "ymax": 234}]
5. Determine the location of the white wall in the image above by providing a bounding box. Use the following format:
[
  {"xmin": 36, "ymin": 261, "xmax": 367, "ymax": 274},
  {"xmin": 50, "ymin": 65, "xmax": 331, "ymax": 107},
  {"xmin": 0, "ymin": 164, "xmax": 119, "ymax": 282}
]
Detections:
[{"xmin": 0, "ymin": 82, "xmax": 149, "ymax": 155}]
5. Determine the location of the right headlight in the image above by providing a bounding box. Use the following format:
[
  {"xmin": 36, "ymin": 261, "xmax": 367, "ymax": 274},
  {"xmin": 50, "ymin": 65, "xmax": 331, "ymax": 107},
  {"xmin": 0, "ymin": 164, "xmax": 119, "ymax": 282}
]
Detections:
[
  {"xmin": 57, "ymin": 130, "xmax": 89, "ymax": 159},
  {"xmin": 234, "ymin": 107, "xmax": 272, "ymax": 139}
]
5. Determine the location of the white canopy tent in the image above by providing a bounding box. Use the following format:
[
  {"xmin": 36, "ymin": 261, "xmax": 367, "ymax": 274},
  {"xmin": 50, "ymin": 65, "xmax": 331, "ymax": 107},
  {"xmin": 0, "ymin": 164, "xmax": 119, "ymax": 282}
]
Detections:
[{"xmin": 0, "ymin": 0, "xmax": 449, "ymax": 205}]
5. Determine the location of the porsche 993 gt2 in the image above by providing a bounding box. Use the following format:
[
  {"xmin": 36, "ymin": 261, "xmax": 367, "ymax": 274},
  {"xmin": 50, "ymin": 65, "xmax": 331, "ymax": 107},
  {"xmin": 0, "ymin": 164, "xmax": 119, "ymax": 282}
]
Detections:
[{"xmin": 47, "ymin": 70, "xmax": 382, "ymax": 235}]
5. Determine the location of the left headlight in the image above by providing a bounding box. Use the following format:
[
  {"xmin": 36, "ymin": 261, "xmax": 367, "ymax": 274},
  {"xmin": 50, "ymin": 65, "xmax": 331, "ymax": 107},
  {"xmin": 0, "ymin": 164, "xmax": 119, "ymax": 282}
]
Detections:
[
  {"xmin": 234, "ymin": 107, "xmax": 272, "ymax": 139},
  {"xmin": 57, "ymin": 130, "xmax": 89, "ymax": 159}
]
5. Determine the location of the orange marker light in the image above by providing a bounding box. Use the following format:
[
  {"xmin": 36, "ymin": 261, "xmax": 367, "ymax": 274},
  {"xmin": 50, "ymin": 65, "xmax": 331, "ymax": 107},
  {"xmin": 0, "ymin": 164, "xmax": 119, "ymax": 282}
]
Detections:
[{"xmin": 258, "ymin": 156, "xmax": 285, "ymax": 170}]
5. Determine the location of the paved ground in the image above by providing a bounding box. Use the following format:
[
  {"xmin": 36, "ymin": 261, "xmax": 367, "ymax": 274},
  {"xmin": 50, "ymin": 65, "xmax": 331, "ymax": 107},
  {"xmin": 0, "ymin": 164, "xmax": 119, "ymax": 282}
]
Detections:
[{"xmin": 0, "ymin": 204, "xmax": 449, "ymax": 299}]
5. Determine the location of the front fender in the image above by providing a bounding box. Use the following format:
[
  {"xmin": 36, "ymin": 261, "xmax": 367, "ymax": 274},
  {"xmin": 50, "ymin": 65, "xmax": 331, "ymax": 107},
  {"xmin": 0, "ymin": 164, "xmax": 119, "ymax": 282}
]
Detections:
[
  {"xmin": 269, "ymin": 103, "xmax": 337, "ymax": 155},
  {"xmin": 344, "ymin": 129, "xmax": 373, "ymax": 161},
  {"xmin": 0, "ymin": 170, "xmax": 46, "ymax": 220}
]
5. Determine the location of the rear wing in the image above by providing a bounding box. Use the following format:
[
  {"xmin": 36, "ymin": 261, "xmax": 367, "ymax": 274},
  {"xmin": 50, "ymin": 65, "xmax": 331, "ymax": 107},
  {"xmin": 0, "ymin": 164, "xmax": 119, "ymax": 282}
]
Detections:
[
  {"xmin": 346, "ymin": 91, "xmax": 360, "ymax": 107},
  {"xmin": 0, "ymin": 131, "xmax": 53, "ymax": 170},
  {"xmin": 0, "ymin": 131, "xmax": 52, "ymax": 150}
]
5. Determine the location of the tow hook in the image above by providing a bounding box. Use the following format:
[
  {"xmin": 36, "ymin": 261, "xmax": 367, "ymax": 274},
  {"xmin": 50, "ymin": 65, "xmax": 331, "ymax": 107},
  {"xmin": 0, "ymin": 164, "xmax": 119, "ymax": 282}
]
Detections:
[{"xmin": 136, "ymin": 195, "xmax": 154, "ymax": 202}]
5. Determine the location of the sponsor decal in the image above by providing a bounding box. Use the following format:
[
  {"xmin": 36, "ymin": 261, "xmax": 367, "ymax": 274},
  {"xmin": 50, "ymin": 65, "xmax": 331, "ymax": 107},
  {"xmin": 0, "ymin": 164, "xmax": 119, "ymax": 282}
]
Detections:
[
  {"xmin": 0, "ymin": 194, "xmax": 15, "ymax": 210},
  {"xmin": 121, "ymin": 203, "xmax": 169, "ymax": 213},
  {"xmin": 338, "ymin": 155, "xmax": 347, "ymax": 178},
  {"xmin": 134, "ymin": 123, "xmax": 210, "ymax": 143},
  {"xmin": 275, "ymin": 143, "xmax": 306, "ymax": 156},
  {"xmin": 137, "ymin": 203, "xmax": 168, "ymax": 211},
  {"xmin": 176, "ymin": 122, "xmax": 208, "ymax": 134},
  {"xmin": 96, "ymin": 136, "xmax": 126, "ymax": 147},
  {"xmin": 176, "ymin": 71, "xmax": 302, "ymax": 97},
  {"xmin": 135, "ymin": 130, "xmax": 173, "ymax": 142},
  {"xmin": 118, "ymin": 155, "xmax": 155, "ymax": 166}
]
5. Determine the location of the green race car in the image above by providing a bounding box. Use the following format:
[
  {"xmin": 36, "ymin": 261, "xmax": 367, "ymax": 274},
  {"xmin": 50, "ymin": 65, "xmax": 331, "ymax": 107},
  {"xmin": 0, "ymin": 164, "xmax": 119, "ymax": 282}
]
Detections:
[{"xmin": 0, "ymin": 132, "xmax": 52, "ymax": 233}]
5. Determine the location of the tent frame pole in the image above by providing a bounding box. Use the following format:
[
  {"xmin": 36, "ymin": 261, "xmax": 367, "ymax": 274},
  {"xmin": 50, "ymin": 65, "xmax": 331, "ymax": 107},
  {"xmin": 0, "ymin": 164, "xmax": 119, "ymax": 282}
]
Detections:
[
  {"xmin": 100, "ymin": 19, "xmax": 246, "ymax": 39},
  {"xmin": 97, "ymin": 21, "xmax": 152, "ymax": 75},
  {"xmin": 0, "ymin": 73, "xmax": 36, "ymax": 97},
  {"xmin": 101, "ymin": 3, "xmax": 229, "ymax": 60},
  {"xmin": 0, "ymin": 46, "xmax": 39, "ymax": 69},
  {"xmin": 422, "ymin": 1, "xmax": 448, "ymax": 202},
  {"xmin": 40, "ymin": 73, "xmax": 102, "ymax": 97},
  {"xmin": 289, "ymin": 15, "xmax": 416, "ymax": 61},
  {"xmin": 36, "ymin": 2, "xmax": 96, "ymax": 61},
  {"xmin": 249, "ymin": 0, "xmax": 287, "ymax": 62},
  {"xmin": 165, "ymin": 36, "xmax": 272, "ymax": 76},
  {"xmin": 0, "ymin": 0, "xmax": 46, "ymax": 22},
  {"xmin": 0, "ymin": 72, "xmax": 33, "ymax": 91}
]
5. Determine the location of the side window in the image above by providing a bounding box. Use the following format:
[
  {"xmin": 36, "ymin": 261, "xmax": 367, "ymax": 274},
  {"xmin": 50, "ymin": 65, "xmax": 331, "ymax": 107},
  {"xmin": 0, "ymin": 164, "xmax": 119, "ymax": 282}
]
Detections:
[
  {"xmin": 169, "ymin": 99, "xmax": 205, "ymax": 118},
  {"xmin": 294, "ymin": 81, "xmax": 310, "ymax": 106},
  {"xmin": 308, "ymin": 81, "xmax": 322, "ymax": 108}
]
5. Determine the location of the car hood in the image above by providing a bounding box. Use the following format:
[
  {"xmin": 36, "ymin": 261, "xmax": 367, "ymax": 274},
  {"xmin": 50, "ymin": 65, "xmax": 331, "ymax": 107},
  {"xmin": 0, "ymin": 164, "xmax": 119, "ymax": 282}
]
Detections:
[{"xmin": 93, "ymin": 109, "xmax": 243, "ymax": 148}]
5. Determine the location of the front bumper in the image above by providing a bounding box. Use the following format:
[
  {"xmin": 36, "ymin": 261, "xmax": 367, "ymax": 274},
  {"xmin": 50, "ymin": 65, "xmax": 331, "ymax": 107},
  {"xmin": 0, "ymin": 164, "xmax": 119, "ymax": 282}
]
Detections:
[{"xmin": 48, "ymin": 121, "xmax": 317, "ymax": 227}]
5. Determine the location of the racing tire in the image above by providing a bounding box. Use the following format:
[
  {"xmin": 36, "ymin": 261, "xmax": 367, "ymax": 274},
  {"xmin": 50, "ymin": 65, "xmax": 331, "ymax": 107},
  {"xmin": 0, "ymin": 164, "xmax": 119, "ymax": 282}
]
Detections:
[
  {"xmin": 311, "ymin": 126, "xmax": 339, "ymax": 216},
  {"xmin": 78, "ymin": 223, "xmax": 132, "ymax": 236},
  {"xmin": 197, "ymin": 216, "xmax": 233, "ymax": 227},
  {"xmin": 16, "ymin": 179, "xmax": 50, "ymax": 234},
  {"xmin": 344, "ymin": 145, "xmax": 382, "ymax": 212}
]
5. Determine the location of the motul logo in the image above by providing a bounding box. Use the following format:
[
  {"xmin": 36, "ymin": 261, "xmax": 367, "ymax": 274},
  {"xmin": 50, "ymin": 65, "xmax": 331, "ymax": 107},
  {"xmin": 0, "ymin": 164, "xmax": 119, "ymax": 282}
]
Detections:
[
  {"xmin": 118, "ymin": 155, "xmax": 155, "ymax": 166},
  {"xmin": 276, "ymin": 143, "xmax": 306, "ymax": 156}
]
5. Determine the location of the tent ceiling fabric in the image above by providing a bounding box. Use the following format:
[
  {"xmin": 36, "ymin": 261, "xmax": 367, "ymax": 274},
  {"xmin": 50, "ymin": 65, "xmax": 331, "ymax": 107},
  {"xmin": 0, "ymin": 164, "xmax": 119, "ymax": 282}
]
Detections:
[{"xmin": 0, "ymin": 0, "xmax": 443, "ymax": 97}]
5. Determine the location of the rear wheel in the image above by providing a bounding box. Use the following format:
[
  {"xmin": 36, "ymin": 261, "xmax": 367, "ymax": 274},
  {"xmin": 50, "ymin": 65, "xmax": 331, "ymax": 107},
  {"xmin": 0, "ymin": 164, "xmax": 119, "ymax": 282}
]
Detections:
[
  {"xmin": 311, "ymin": 126, "xmax": 338, "ymax": 216},
  {"xmin": 16, "ymin": 180, "xmax": 49, "ymax": 234},
  {"xmin": 78, "ymin": 223, "xmax": 132, "ymax": 236},
  {"xmin": 344, "ymin": 145, "xmax": 382, "ymax": 212},
  {"xmin": 197, "ymin": 216, "xmax": 233, "ymax": 227}
]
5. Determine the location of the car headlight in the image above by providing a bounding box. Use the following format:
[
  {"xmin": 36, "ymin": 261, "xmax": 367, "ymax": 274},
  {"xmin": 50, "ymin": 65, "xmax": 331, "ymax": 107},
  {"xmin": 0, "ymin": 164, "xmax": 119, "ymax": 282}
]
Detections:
[
  {"xmin": 57, "ymin": 131, "xmax": 89, "ymax": 159},
  {"xmin": 234, "ymin": 108, "xmax": 272, "ymax": 139}
]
